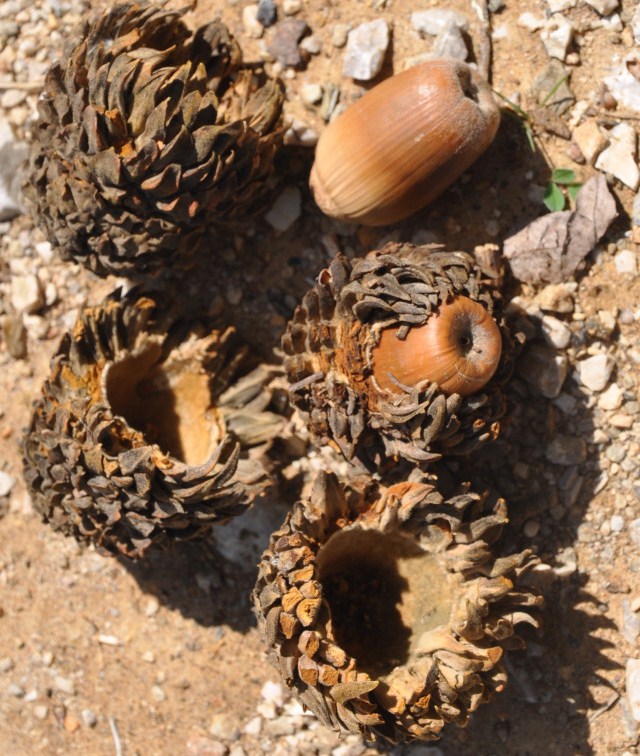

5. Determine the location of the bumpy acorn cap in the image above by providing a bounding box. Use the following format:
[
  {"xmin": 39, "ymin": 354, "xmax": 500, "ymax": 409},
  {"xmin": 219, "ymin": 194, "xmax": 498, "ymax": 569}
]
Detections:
[
  {"xmin": 282, "ymin": 243, "xmax": 517, "ymax": 469},
  {"xmin": 24, "ymin": 2, "xmax": 284, "ymax": 277},
  {"xmin": 253, "ymin": 471, "xmax": 542, "ymax": 743},
  {"xmin": 23, "ymin": 288, "xmax": 285, "ymax": 558}
]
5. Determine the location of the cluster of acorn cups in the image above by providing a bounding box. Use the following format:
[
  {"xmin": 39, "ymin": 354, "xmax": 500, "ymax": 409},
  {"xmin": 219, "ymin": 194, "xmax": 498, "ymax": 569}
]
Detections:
[{"xmin": 21, "ymin": 2, "xmax": 544, "ymax": 746}]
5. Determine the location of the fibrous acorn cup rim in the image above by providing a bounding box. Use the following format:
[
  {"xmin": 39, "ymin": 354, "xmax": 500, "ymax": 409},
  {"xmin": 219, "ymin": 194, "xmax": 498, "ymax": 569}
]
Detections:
[{"xmin": 253, "ymin": 471, "xmax": 543, "ymax": 743}]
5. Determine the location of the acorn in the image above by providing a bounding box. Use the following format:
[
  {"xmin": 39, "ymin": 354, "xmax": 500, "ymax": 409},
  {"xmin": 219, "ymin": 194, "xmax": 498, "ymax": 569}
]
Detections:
[
  {"xmin": 282, "ymin": 243, "xmax": 518, "ymax": 469},
  {"xmin": 372, "ymin": 296, "xmax": 502, "ymax": 396},
  {"xmin": 310, "ymin": 59, "xmax": 500, "ymax": 226}
]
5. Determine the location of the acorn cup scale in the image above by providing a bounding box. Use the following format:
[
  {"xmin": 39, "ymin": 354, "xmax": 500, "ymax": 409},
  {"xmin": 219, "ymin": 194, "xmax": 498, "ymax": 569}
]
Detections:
[{"xmin": 309, "ymin": 59, "xmax": 500, "ymax": 226}]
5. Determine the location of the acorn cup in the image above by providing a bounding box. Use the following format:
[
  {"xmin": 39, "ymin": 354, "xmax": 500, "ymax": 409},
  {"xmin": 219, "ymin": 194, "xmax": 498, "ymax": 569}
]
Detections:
[
  {"xmin": 310, "ymin": 58, "xmax": 500, "ymax": 226},
  {"xmin": 22, "ymin": 288, "xmax": 286, "ymax": 558},
  {"xmin": 24, "ymin": 2, "xmax": 284, "ymax": 277},
  {"xmin": 282, "ymin": 243, "xmax": 520, "ymax": 469},
  {"xmin": 253, "ymin": 470, "xmax": 543, "ymax": 743}
]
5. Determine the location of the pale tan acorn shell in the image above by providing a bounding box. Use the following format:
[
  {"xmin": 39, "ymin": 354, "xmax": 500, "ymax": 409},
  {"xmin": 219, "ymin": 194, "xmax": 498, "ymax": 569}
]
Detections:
[{"xmin": 309, "ymin": 59, "xmax": 501, "ymax": 226}]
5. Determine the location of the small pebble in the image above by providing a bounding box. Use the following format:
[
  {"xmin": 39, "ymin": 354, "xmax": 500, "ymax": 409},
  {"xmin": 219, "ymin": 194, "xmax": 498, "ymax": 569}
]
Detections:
[
  {"xmin": 630, "ymin": 519, "xmax": 640, "ymax": 548},
  {"xmin": 595, "ymin": 123, "xmax": 640, "ymax": 191},
  {"xmin": 517, "ymin": 344, "xmax": 568, "ymax": 398},
  {"xmin": 610, "ymin": 514, "xmax": 625, "ymax": 532},
  {"xmin": 342, "ymin": 19, "xmax": 389, "ymax": 81},
  {"xmin": 411, "ymin": 9, "xmax": 469, "ymax": 35},
  {"xmin": 554, "ymin": 546, "xmax": 578, "ymax": 577},
  {"xmin": 81, "ymin": 708, "xmax": 97, "ymax": 728},
  {"xmin": 0, "ymin": 471, "xmax": 14, "ymax": 497},
  {"xmin": 144, "ymin": 597, "xmax": 160, "ymax": 617},
  {"xmin": 151, "ymin": 685, "xmax": 165, "ymax": 702},
  {"xmin": 264, "ymin": 186, "xmax": 302, "ymax": 231},
  {"xmin": 64, "ymin": 714, "xmax": 80, "ymax": 733},
  {"xmin": 0, "ymin": 118, "xmax": 28, "ymax": 221},
  {"xmin": 282, "ymin": 0, "xmax": 301, "ymax": 14},
  {"xmin": 546, "ymin": 0, "xmax": 576, "ymax": 11},
  {"xmin": 572, "ymin": 119, "xmax": 609, "ymax": 164},
  {"xmin": 585, "ymin": 0, "xmax": 618, "ymax": 14},
  {"xmin": 610, "ymin": 413, "xmax": 633, "ymax": 428},
  {"xmin": 518, "ymin": 12, "xmax": 546, "ymax": 32},
  {"xmin": 54, "ymin": 675, "xmax": 76, "ymax": 695},
  {"xmin": 209, "ymin": 712, "xmax": 240, "ymax": 740},
  {"xmin": 541, "ymin": 16, "xmax": 574, "ymax": 62},
  {"xmin": 33, "ymin": 705, "xmax": 48, "ymax": 720},
  {"xmin": 244, "ymin": 716, "xmax": 262, "ymax": 736},
  {"xmin": 524, "ymin": 520, "xmax": 541, "ymax": 537},
  {"xmin": 261, "ymin": 680, "xmax": 285, "ymax": 707},
  {"xmin": 626, "ymin": 659, "xmax": 640, "ymax": 721},
  {"xmin": 615, "ymin": 249, "xmax": 638, "ymax": 275},
  {"xmin": 622, "ymin": 599, "xmax": 640, "ymax": 643},
  {"xmin": 331, "ymin": 23, "xmax": 350, "ymax": 48},
  {"xmin": 242, "ymin": 5, "xmax": 263, "ymax": 39},
  {"xmin": 256, "ymin": 0, "xmax": 277, "ymax": 27},
  {"xmin": 11, "ymin": 274, "xmax": 44, "ymax": 314},
  {"xmin": 301, "ymin": 82, "xmax": 323, "ymax": 105},
  {"xmin": 300, "ymin": 35, "xmax": 321, "ymax": 55},
  {"xmin": 267, "ymin": 19, "xmax": 309, "ymax": 68},
  {"xmin": 541, "ymin": 315, "xmax": 571, "ymax": 350},
  {"xmin": 432, "ymin": 22, "xmax": 468, "ymax": 60},
  {"xmin": 545, "ymin": 435, "xmax": 587, "ymax": 465},
  {"xmin": 606, "ymin": 444, "xmax": 626, "ymax": 463},
  {"xmin": 8, "ymin": 683, "xmax": 25, "ymax": 697},
  {"xmin": 598, "ymin": 383, "xmax": 624, "ymax": 410},
  {"xmin": 0, "ymin": 656, "xmax": 14, "ymax": 672},
  {"xmin": 577, "ymin": 353, "xmax": 614, "ymax": 392}
]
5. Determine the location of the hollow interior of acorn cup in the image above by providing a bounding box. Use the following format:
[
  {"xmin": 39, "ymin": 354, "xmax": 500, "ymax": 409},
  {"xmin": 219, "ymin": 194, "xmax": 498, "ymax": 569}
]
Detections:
[
  {"xmin": 104, "ymin": 341, "xmax": 222, "ymax": 466},
  {"xmin": 317, "ymin": 527, "xmax": 455, "ymax": 680}
]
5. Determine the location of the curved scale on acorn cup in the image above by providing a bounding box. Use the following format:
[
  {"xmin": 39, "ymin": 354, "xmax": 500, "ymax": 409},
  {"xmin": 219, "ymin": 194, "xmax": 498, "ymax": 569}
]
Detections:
[
  {"xmin": 22, "ymin": 288, "xmax": 286, "ymax": 558},
  {"xmin": 281, "ymin": 242, "xmax": 520, "ymax": 469},
  {"xmin": 309, "ymin": 58, "xmax": 500, "ymax": 226},
  {"xmin": 23, "ymin": 1, "xmax": 284, "ymax": 277},
  {"xmin": 253, "ymin": 470, "xmax": 544, "ymax": 743}
]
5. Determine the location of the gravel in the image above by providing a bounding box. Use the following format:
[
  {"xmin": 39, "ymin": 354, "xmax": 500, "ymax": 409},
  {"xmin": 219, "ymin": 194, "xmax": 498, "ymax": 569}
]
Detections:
[{"xmin": 342, "ymin": 19, "xmax": 389, "ymax": 80}]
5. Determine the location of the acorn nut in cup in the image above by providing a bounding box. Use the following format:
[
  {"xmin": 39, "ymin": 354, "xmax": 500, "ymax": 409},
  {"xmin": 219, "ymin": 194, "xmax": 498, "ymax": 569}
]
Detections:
[
  {"xmin": 372, "ymin": 296, "xmax": 502, "ymax": 396},
  {"xmin": 309, "ymin": 59, "xmax": 500, "ymax": 226}
]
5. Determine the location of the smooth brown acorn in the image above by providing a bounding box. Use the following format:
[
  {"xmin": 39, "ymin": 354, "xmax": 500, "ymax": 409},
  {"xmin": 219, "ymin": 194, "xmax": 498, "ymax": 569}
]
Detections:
[
  {"xmin": 371, "ymin": 295, "xmax": 502, "ymax": 396},
  {"xmin": 309, "ymin": 58, "xmax": 500, "ymax": 226}
]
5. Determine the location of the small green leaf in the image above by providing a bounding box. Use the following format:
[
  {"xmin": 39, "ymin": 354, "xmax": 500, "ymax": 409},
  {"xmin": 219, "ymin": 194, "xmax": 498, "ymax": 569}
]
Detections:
[
  {"xmin": 567, "ymin": 183, "xmax": 582, "ymax": 201},
  {"xmin": 551, "ymin": 168, "xmax": 577, "ymax": 185},
  {"xmin": 543, "ymin": 182, "xmax": 566, "ymax": 212}
]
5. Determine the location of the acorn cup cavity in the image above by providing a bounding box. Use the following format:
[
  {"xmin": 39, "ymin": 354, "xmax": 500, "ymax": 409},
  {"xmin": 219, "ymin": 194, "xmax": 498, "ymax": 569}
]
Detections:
[
  {"xmin": 282, "ymin": 243, "xmax": 517, "ymax": 468},
  {"xmin": 253, "ymin": 470, "xmax": 543, "ymax": 743},
  {"xmin": 309, "ymin": 58, "xmax": 500, "ymax": 226}
]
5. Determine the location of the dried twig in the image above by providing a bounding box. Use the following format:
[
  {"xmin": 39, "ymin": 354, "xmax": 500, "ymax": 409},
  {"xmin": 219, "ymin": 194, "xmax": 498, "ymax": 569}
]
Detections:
[
  {"xmin": 471, "ymin": 0, "xmax": 492, "ymax": 82},
  {"xmin": 109, "ymin": 716, "xmax": 123, "ymax": 756},
  {"xmin": 588, "ymin": 692, "xmax": 620, "ymax": 723}
]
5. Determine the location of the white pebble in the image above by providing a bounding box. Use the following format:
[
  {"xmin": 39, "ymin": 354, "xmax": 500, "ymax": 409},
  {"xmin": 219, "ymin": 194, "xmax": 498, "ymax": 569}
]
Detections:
[
  {"xmin": 242, "ymin": 5, "xmax": 263, "ymax": 39},
  {"xmin": 610, "ymin": 514, "xmax": 625, "ymax": 533},
  {"xmin": 343, "ymin": 19, "xmax": 389, "ymax": 81},
  {"xmin": 572, "ymin": 119, "xmax": 609, "ymax": 165},
  {"xmin": 151, "ymin": 685, "xmax": 165, "ymax": 702},
  {"xmin": 595, "ymin": 123, "xmax": 640, "ymax": 191},
  {"xmin": 0, "ymin": 118, "xmax": 28, "ymax": 221},
  {"xmin": 541, "ymin": 16, "xmax": 574, "ymax": 61},
  {"xmin": 585, "ymin": 0, "xmax": 618, "ymax": 14},
  {"xmin": 33, "ymin": 704, "xmax": 48, "ymax": 720},
  {"xmin": 615, "ymin": 249, "xmax": 638, "ymax": 275},
  {"xmin": 597, "ymin": 383, "xmax": 623, "ymax": 410},
  {"xmin": 626, "ymin": 658, "xmax": 640, "ymax": 721},
  {"xmin": 411, "ymin": 9, "xmax": 469, "ymax": 35},
  {"xmin": 432, "ymin": 22, "xmax": 468, "ymax": 61},
  {"xmin": 11, "ymin": 274, "xmax": 44, "ymax": 314},
  {"xmin": 244, "ymin": 715, "xmax": 262, "ymax": 735},
  {"xmin": 546, "ymin": 0, "xmax": 576, "ymax": 11},
  {"xmin": 577, "ymin": 353, "xmax": 614, "ymax": 392},
  {"xmin": 54, "ymin": 675, "xmax": 75, "ymax": 695},
  {"xmin": 301, "ymin": 82, "xmax": 323, "ymax": 105},
  {"xmin": 282, "ymin": 0, "xmax": 302, "ymax": 14},
  {"xmin": 541, "ymin": 314, "xmax": 571, "ymax": 350},
  {"xmin": 518, "ymin": 12, "xmax": 546, "ymax": 31},
  {"xmin": 81, "ymin": 708, "xmax": 97, "ymax": 727},
  {"xmin": 261, "ymin": 680, "xmax": 285, "ymax": 706},
  {"xmin": 264, "ymin": 186, "xmax": 302, "ymax": 231},
  {"xmin": 0, "ymin": 471, "xmax": 15, "ymax": 497}
]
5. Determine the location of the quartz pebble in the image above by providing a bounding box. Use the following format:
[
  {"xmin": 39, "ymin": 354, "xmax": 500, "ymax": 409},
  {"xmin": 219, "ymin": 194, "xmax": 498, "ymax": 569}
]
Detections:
[
  {"xmin": 577, "ymin": 353, "xmax": 614, "ymax": 392},
  {"xmin": 627, "ymin": 659, "xmax": 640, "ymax": 721},
  {"xmin": 518, "ymin": 13, "xmax": 545, "ymax": 32},
  {"xmin": 541, "ymin": 315, "xmax": 571, "ymax": 350},
  {"xmin": 242, "ymin": 5, "xmax": 263, "ymax": 39},
  {"xmin": 33, "ymin": 705, "xmax": 48, "ymax": 720},
  {"xmin": 81, "ymin": 708, "xmax": 97, "ymax": 727},
  {"xmin": 54, "ymin": 675, "xmax": 76, "ymax": 695},
  {"xmin": 585, "ymin": 0, "xmax": 618, "ymax": 14},
  {"xmin": 410, "ymin": 9, "xmax": 469, "ymax": 35},
  {"xmin": 541, "ymin": 16, "xmax": 574, "ymax": 62},
  {"xmin": 604, "ymin": 53, "xmax": 640, "ymax": 112},
  {"xmin": 518, "ymin": 344, "xmax": 568, "ymax": 398},
  {"xmin": 0, "ymin": 471, "xmax": 14, "ymax": 497},
  {"xmin": 598, "ymin": 383, "xmax": 623, "ymax": 410},
  {"xmin": 11, "ymin": 274, "xmax": 44, "ymax": 314},
  {"xmin": 331, "ymin": 23, "xmax": 350, "ymax": 48},
  {"xmin": 0, "ymin": 118, "xmax": 28, "ymax": 221},
  {"xmin": 0, "ymin": 656, "xmax": 14, "ymax": 672},
  {"xmin": 595, "ymin": 123, "xmax": 640, "ymax": 191},
  {"xmin": 615, "ymin": 249, "xmax": 638, "ymax": 275},
  {"xmin": 301, "ymin": 82, "xmax": 323, "ymax": 105},
  {"xmin": 572, "ymin": 120, "xmax": 608, "ymax": 165},
  {"xmin": 261, "ymin": 680, "xmax": 285, "ymax": 707},
  {"xmin": 342, "ymin": 19, "xmax": 389, "ymax": 81},
  {"xmin": 432, "ymin": 23, "xmax": 468, "ymax": 60},
  {"xmin": 546, "ymin": 0, "xmax": 576, "ymax": 11},
  {"xmin": 264, "ymin": 186, "xmax": 302, "ymax": 231}
]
